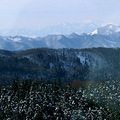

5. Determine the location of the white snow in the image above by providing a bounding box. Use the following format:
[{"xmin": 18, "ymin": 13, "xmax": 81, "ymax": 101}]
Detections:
[
  {"xmin": 12, "ymin": 38, "xmax": 21, "ymax": 42},
  {"xmin": 77, "ymin": 53, "xmax": 86, "ymax": 65},
  {"xmin": 89, "ymin": 24, "xmax": 120, "ymax": 35},
  {"xmin": 89, "ymin": 29, "xmax": 98, "ymax": 35}
]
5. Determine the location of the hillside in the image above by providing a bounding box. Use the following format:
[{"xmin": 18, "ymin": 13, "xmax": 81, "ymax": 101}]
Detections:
[{"xmin": 0, "ymin": 47, "xmax": 120, "ymax": 85}]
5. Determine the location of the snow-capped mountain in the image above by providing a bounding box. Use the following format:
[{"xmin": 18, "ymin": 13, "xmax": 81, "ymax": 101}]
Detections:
[
  {"xmin": 0, "ymin": 24, "xmax": 120, "ymax": 50},
  {"xmin": 90, "ymin": 24, "xmax": 120, "ymax": 35}
]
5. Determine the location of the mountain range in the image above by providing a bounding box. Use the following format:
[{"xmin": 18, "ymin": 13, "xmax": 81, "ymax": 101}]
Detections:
[{"xmin": 0, "ymin": 24, "xmax": 120, "ymax": 51}]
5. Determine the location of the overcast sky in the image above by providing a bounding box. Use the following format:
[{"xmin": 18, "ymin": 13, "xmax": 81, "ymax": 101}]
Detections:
[{"xmin": 0, "ymin": 0, "xmax": 120, "ymax": 30}]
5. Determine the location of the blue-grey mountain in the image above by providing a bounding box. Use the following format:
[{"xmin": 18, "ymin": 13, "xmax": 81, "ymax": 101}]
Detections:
[{"xmin": 0, "ymin": 24, "xmax": 120, "ymax": 51}]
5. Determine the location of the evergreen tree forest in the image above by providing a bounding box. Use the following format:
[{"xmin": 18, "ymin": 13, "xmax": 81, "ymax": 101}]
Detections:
[
  {"xmin": 0, "ymin": 79, "xmax": 120, "ymax": 120},
  {"xmin": 0, "ymin": 47, "xmax": 120, "ymax": 119}
]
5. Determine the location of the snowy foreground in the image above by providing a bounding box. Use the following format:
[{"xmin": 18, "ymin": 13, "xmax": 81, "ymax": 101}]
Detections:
[{"xmin": 0, "ymin": 80, "xmax": 120, "ymax": 120}]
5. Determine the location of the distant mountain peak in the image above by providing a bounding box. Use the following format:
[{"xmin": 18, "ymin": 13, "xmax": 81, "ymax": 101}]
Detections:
[
  {"xmin": 45, "ymin": 34, "xmax": 66, "ymax": 40},
  {"xmin": 90, "ymin": 24, "xmax": 120, "ymax": 35},
  {"xmin": 68, "ymin": 32, "xmax": 79, "ymax": 38}
]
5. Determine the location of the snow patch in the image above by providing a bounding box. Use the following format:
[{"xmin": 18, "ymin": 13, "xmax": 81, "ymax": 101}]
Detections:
[
  {"xmin": 50, "ymin": 63, "xmax": 54, "ymax": 68},
  {"xmin": 89, "ymin": 29, "xmax": 98, "ymax": 35},
  {"xmin": 77, "ymin": 53, "xmax": 86, "ymax": 65},
  {"xmin": 12, "ymin": 38, "xmax": 21, "ymax": 42}
]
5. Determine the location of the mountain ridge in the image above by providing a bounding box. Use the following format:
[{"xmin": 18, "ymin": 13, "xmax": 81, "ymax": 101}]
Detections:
[
  {"xmin": 0, "ymin": 47, "xmax": 120, "ymax": 85},
  {"xmin": 0, "ymin": 24, "xmax": 120, "ymax": 50}
]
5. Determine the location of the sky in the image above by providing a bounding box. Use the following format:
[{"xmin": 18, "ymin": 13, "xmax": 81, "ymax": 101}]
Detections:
[{"xmin": 0, "ymin": 0, "xmax": 120, "ymax": 30}]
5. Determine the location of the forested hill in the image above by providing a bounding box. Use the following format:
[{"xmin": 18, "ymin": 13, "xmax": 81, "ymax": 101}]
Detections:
[{"xmin": 0, "ymin": 47, "xmax": 120, "ymax": 85}]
